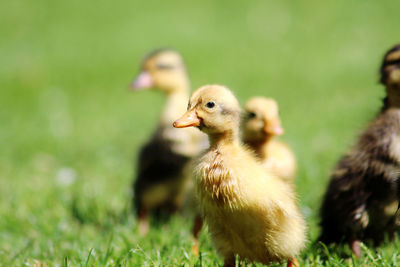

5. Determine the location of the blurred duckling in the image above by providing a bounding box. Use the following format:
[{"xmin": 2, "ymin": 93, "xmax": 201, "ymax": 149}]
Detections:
[
  {"xmin": 174, "ymin": 85, "xmax": 306, "ymax": 267},
  {"xmin": 131, "ymin": 49, "xmax": 207, "ymax": 235},
  {"xmin": 242, "ymin": 97, "xmax": 297, "ymax": 182},
  {"xmin": 319, "ymin": 44, "xmax": 400, "ymax": 257}
]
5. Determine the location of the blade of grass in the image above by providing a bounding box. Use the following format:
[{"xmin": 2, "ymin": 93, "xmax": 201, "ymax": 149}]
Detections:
[{"xmin": 84, "ymin": 248, "xmax": 94, "ymax": 267}]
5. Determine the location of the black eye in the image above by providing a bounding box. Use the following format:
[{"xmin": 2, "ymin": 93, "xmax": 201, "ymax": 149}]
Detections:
[
  {"xmin": 248, "ymin": 112, "xmax": 256, "ymax": 118},
  {"xmin": 206, "ymin": 101, "xmax": 215, "ymax": 108},
  {"xmin": 156, "ymin": 63, "xmax": 175, "ymax": 70}
]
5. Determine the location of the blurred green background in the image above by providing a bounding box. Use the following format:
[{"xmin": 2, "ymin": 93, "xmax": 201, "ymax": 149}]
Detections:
[{"xmin": 1, "ymin": 0, "xmax": 400, "ymax": 265}]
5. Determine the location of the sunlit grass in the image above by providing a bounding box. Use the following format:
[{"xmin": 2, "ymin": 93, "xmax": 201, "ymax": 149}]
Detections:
[{"xmin": 1, "ymin": 0, "xmax": 400, "ymax": 266}]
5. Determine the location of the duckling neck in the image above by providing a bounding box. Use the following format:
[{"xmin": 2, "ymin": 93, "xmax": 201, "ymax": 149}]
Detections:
[
  {"xmin": 209, "ymin": 131, "xmax": 240, "ymax": 150},
  {"xmin": 382, "ymin": 85, "xmax": 400, "ymax": 111},
  {"xmin": 161, "ymin": 86, "xmax": 190, "ymax": 127},
  {"xmin": 385, "ymin": 96, "xmax": 400, "ymax": 110}
]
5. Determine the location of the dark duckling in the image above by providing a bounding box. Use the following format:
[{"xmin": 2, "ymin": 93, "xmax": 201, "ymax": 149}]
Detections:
[
  {"xmin": 319, "ymin": 44, "xmax": 400, "ymax": 257},
  {"xmin": 131, "ymin": 49, "xmax": 207, "ymax": 235}
]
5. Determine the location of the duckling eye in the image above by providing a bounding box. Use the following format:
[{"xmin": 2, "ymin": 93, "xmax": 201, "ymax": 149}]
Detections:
[
  {"xmin": 156, "ymin": 63, "xmax": 175, "ymax": 70},
  {"xmin": 248, "ymin": 112, "xmax": 256, "ymax": 118},
  {"xmin": 206, "ymin": 101, "xmax": 215, "ymax": 109}
]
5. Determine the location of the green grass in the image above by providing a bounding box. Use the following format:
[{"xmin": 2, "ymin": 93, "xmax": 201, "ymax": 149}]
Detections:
[{"xmin": 1, "ymin": 0, "xmax": 400, "ymax": 265}]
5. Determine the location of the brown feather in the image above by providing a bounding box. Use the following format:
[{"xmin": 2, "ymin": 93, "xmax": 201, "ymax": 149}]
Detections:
[{"xmin": 320, "ymin": 44, "xmax": 400, "ymax": 247}]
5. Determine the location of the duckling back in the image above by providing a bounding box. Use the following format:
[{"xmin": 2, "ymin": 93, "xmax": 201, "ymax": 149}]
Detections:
[
  {"xmin": 133, "ymin": 127, "xmax": 193, "ymax": 216},
  {"xmin": 259, "ymin": 139, "xmax": 297, "ymax": 182},
  {"xmin": 320, "ymin": 109, "xmax": 400, "ymax": 245}
]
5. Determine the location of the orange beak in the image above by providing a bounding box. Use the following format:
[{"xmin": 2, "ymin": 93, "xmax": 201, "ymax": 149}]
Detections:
[
  {"xmin": 264, "ymin": 118, "xmax": 284, "ymax": 136},
  {"xmin": 173, "ymin": 110, "xmax": 201, "ymax": 128}
]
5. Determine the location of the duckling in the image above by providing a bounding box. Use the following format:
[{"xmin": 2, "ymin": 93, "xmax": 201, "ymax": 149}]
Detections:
[
  {"xmin": 319, "ymin": 44, "xmax": 400, "ymax": 257},
  {"xmin": 131, "ymin": 49, "xmax": 207, "ymax": 235},
  {"xmin": 242, "ymin": 97, "xmax": 297, "ymax": 182},
  {"xmin": 174, "ymin": 85, "xmax": 306, "ymax": 267}
]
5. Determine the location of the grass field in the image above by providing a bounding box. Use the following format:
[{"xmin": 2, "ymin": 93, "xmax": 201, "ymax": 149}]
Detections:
[{"xmin": 1, "ymin": 0, "xmax": 400, "ymax": 266}]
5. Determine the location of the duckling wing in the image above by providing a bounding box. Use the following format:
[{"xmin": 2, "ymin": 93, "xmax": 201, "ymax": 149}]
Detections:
[{"xmin": 319, "ymin": 158, "xmax": 371, "ymax": 243}]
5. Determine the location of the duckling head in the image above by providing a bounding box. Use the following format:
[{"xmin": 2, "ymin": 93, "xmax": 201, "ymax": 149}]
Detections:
[
  {"xmin": 380, "ymin": 44, "xmax": 400, "ymax": 108},
  {"xmin": 381, "ymin": 44, "xmax": 400, "ymax": 86},
  {"xmin": 131, "ymin": 49, "xmax": 189, "ymax": 93},
  {"xmin": 173, "ymin": 85, "xmax": 241, "ymax": 142},
  {"xmin": 242, "ymin": 97, "xmax": 284, "ymax": 143}
]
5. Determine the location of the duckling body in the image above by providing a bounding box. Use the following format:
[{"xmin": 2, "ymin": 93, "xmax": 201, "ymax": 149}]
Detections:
[
  {"xmin": 174, "ymin": 85, "xmax": 306, "ymax": 266},
  {"xmin": 133, "ymin": 127, "xmax": 192, "ymax": 216},
  {"xmin": 261, "ymin": 140, "xmax": 296, "ymax": 180},
  {"xmin": 319, "ymin": 44, "xmax": 400, "ymax": 256},
  {"xmin": 197, "ymin": 142, "xmax": 305, "ymax": 265},
  {"xmin": 243, "ymin": 97, "xmax": 297, "ymax": 182},
  {"xmin": 131, "ymin": 49, "xmax": 206, "ymax": 234},
  {"xmin": 320, "ymin": 110, "xmax": 400, "ymax": 247}
]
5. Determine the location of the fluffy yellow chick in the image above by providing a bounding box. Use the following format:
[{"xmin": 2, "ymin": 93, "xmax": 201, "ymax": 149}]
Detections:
[
  {"xmin": 242, "ymin": 97, "xmax": 297, "ymax": 182},
  {"xmin": 173, "ymin": 85, "xmax": 306, "ymax": 267},
  {"xmin": 131, "ymin": 49, "xmax": 207, "ymax": 235}
]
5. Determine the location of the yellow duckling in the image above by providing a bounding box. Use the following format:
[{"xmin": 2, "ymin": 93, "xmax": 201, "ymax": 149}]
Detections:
[
  {"xmin": 131, "ymin": 49, "xmax": 207, "ymax": 235},
  {"xmin": 242, "ymin": 97, "xmax": 297, "ymax": 182},
  {"xmin": 174, "ymin": 85, "xmax": 306, "ymax": 267}
]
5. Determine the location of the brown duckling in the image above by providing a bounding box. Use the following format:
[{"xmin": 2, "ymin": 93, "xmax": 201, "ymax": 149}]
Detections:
[
  {"xmin": 131, "ymin": 49, "xmax": 207, "ymax": 235},
  {"xmin": 174, "ymin": 85, "xmax": 306, "ymax": 267},
  {"xmin": 242, "ymin": 97, "xmax": 297, "ymax": 182},
  {"xmin": 319, "ymin": 44, "xmax": 400, "ymax": 257}
]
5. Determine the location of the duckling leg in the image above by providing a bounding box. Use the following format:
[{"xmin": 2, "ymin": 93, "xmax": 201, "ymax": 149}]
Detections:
[
  {"xmin": 191, "ymin": 214, "xmax": 203, "ymax": 256},
  {"xmin": 389, "ymin": 228, "xmax": 396, "ymax": 241},
  {"xmin": 223, "ymin": 254, "xmax": 235, "ymax": 267},
  {"xmin": 287, "ymin": 258, "xmax": 299, "ymax": 267},
  {"xmin": 138, "ymin": 208, "xmax": 149, "ymax": 236},
  {"xmin": 350, "ymin": 239, "xmax": 361, "ymax": 258}
]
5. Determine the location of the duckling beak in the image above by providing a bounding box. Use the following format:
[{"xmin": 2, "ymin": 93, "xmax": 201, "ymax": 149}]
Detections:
[
  {"xmin": 173, "ymin": 110, "xmax": 201, "ymax": 128},
  {"xmin": 264, "ymin": 119, "xmax": 284, "ymax": 136},
  {"xmin": 131, "ymin": 71, "xmax": 153, "ymax": 90}
]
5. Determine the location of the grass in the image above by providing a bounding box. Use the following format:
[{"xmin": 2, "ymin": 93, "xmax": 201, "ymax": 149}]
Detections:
[{"xmin": 1, "ymin": 0, "xmax": 400, "ymax": 265}]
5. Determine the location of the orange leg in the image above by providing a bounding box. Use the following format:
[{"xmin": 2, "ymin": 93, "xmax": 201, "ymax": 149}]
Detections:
[
  {"xmin": 138, "ymin": 208, "xmax": 149, "ymax": 236},
  {"xmin": 350, "ymin": 239, "xmax": 361, "ymax": 258},
  {"xmin": 191, "ymin": 214, "xmax": 203, "ymax": 256},
  {"xmin": 287, "ymin": 258, "xmax": 299, "ymax": 267}
]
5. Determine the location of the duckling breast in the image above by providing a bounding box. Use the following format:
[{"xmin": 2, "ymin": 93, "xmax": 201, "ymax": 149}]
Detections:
[{"xmin": 195, "ymin": 150, "xmax": 243, "ymax": 209}]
